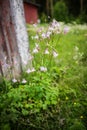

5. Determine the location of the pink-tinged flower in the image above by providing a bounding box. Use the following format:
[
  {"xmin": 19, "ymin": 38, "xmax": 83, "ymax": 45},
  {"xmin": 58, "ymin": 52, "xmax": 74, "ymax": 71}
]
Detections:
[
  {"xmin": 53, "ymin": 51, "xmax": 59, "ymax": 58},
  {"xmin": 51, "ymin": 19, "xmax": 60, "ymax": 28},
  {"xmin": 26, "ymin": 67, "xmax": 36, "ymax": 73},
  {"xmin": 12, "ymin": 78, "xmax": 17, "ymax": 83},
  {"xmin": 33, "ymin": 23, "xmax": 37, "ymax": 27},
  {"xmin": 44, "ymin": 48, "xmax": 49, "ymax": 54},
  {"xmin": 23, "ymin": 60, "xmax": 27, "ymax": 65},
  {"xmin": 46, "ymin": 31, "xmax": 51, "ymax": 38},
  {"xmin": 40, "ymin": 66, "xmax": 47, "ymax": 72},
  {"xmin": 63, "ymin": 27, "xmax": 70, "ymax": 34},
  {"xmin": 22, "ymin": 79, "xmax": 27, "ymax": 84},
  {"xmin": 26, "ymin": 68, "xmax": 31, "ymax": 73},
  {"xmin": 2, "ymin": 62, "xmax": 10, "ymax": 69},
  {"xmin": 33, "ymin": 48, "xmax": 39, "ymax": 53},
  {"xmin": 41, "ymin": 33, "xmax": 46, "ymax": 39},
  {"xmin": 48, "ymin": 27, "xmax": 54, "ymax": 32},
  {"xmin": 37, "ymin": 27, "xmax": 44, "ymax": 33}
]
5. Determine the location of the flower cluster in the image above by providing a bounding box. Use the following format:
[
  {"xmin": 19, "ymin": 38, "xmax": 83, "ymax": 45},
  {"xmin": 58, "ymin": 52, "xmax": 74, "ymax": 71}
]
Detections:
[{"xmin": 12, "ymin": 19, "xmax": 70, "ymax": 84}]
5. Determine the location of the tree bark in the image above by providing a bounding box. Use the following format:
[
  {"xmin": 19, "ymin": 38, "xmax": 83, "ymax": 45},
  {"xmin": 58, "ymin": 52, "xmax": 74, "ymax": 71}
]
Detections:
[
  {"xmin": 80, "ymin": 0, "xmax": 83, "ymax": 13},
  {"xmin": 0, "ymin": 0, "xmax": 30, "ymax": 79}
]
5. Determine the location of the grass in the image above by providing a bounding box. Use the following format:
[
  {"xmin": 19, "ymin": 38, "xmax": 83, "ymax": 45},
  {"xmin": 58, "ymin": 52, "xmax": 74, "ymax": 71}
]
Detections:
[{"xmin": 0, "ymin": 21, "xmax": 87, "ymax": 130}]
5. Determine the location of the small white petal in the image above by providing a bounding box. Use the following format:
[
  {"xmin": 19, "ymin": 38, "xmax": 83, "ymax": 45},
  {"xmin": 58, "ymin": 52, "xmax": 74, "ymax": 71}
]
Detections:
[
  {"xmin": 64, "ymin": 27, "xmax": 70, "ymax": 34},
  {"xmin": 53, "ymin": 51, "xmax": 59, "ymax": 57},
  {"xmin": 44, "ymin": 49, "xmax": 49, "ymax": 54},
  {"xmin": 26, "ymin": 68, "xmax": 36, "ymax": 73},
  {"xmin": 40, "ymin": 66, "xmax": 47, "ymax": 72},
  {"xmin": 26, "ymin": 69, "xmax": 31, "ymax": 73},
  {"xmin": 12, "ymin": 78, "xmax": 17, "ymax": 83},
  {"xmin": 33, "ymin": 48, "xmax": 39, "ymax": 53},
  {"xmin": 22, "ymin": 79, "xmax": 27, "ymax": 83}
]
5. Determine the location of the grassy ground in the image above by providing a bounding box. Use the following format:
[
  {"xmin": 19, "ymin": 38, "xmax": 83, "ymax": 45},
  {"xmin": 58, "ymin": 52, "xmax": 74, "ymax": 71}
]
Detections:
[{"xmin": 0, "ymin": 22, "xmax": 87, "ymax": 130}]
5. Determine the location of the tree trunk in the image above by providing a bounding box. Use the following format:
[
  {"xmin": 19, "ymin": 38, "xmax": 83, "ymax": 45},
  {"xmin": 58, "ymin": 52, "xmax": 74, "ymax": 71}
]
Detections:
[
  {"xmin": 46, "ymin": 0, "xmax": 53, "ymax": 18},
  {"xmin": 80, "ymin": 0, "xmax": 83, "ymax": 13},
  {"xmin": 0, "ymin": 0, "xmax": 30, "ymax": 79}
]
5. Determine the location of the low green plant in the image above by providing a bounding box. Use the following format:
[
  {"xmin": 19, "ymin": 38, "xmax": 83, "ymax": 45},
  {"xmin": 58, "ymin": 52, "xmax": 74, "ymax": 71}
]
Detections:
[{"xmin": 0, "ymin": 21, "xmax": 87, "ymax": 129}]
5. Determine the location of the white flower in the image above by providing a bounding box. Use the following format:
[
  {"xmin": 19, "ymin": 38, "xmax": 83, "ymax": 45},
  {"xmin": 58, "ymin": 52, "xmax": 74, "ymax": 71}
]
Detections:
[
  {"xmin": 40, "ymin": 66, "xmax": 47, "ymax": 72},
  {"xmin": 51, "ymin": 19, "xmax": 60, "ymax": 28},
  {"xmin": 44, "ymin": 48, "xmax": 49, "ymax": 54},
  {"xmin": 48, "ymin": 27, "xmax": 54, "ymax": 31},
  {"xmin": 23, "ymin": 60, "xmax": 27, "ymax": 65},
  {"xmin": 12, "ymin": 78, "xmax": 17, "ymax": 83},
  {"xmin": 35, "ymin": 43, "xmax": 39, "ymax": 48},
  {"xmin": 46, "ymin": 31, "xmax": 51, "ymax": 38},
  {"xmin": 33, "ymin": 23, "xmax": 37, "ymax": 27},
  {"xmin": 26, "ymin": 68, "xmax": 36, "ymax": 73},
  {"xmin": 31, "ymin": 68, "xmax": 36, "ymax": 72},
  {"xmin": 26, "ymin": 68, "xmax": 31, "ymax": 73},
  {"xmin": 22, "ymin": 79, "xmax": 27, "ymax": 83},
  {"xmin": 64, "ymin": 27, "xmax": 70, "ymax": 34},
  {"xmin": 33, "ymin": 48, "xmax": 39, "ymax": 53},
  {"xmin": 41, "ymin": 33, "xmax": 46, "ymax": 39},
  {"xmin": 53, "ymin": 51, "xmax": 59, "ymax": 57}
]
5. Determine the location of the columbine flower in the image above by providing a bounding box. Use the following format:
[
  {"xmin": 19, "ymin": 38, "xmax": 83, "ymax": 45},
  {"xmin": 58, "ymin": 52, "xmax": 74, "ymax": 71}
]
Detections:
[
  {"xmin": 63, "ymin": 27, "xmax": 70, "ymax": 34},
  {"xmin": 31, "ymin": 68, "xmax": 36, "ymax": 72},
  {"xmin": 26, "ymin": 68, "xmax": 31, "ymax": 73},
  {"xmin": 32, "ymin": 43, "xmax": 40, "ymax": 54},
  {"xmin": 22, "ymin": 79, "xmax": 27, "ymax": 84},
  {"xmin": 53, "ymin": 51, "xmax": 59, "ymax": 57},
  {"xmin": 26, "ymin": 68, "xmax": 36, "ymax": 73},
  {"xmin": 12, "ymin": 78, "xmax": 17, "ymax": 83},
  {"xmin": 40, "ymin": 66, "xmax": 47, "ymax": 72},
  {"xmin": 33, "ymin": 23, "xmax": 37, "ymax": 27},
  {"xmin": 44, "ymin": 48, "xmax": 49, "ymax": 54},
  {"xmin": 23, "ymin": 60, "xmax": 28, "ymax": 65},
  {"xmin": 41, "ymin": 33, "xmax": 46, "ymax": 39},
  {"xmin": 33, "ymin": 48, "xmax": 39, "ymax": 53},
  {"xmin": 35, "ymin": 43, "xmax": 39, "ymax": 48},
  {"xmin": 46, "ymin": 31, "xmax": 51, "ymax": 38},
  {"xmin": 52, "ymin": 19, "xmax": 60, "ymax": 28},
  {"xmin": 48, "ymin": 26, "xmax": 54, "ymax": 32},
  {"xmin": 37, "ymin": 27, "xmax": 44, "ymax": 33}
]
